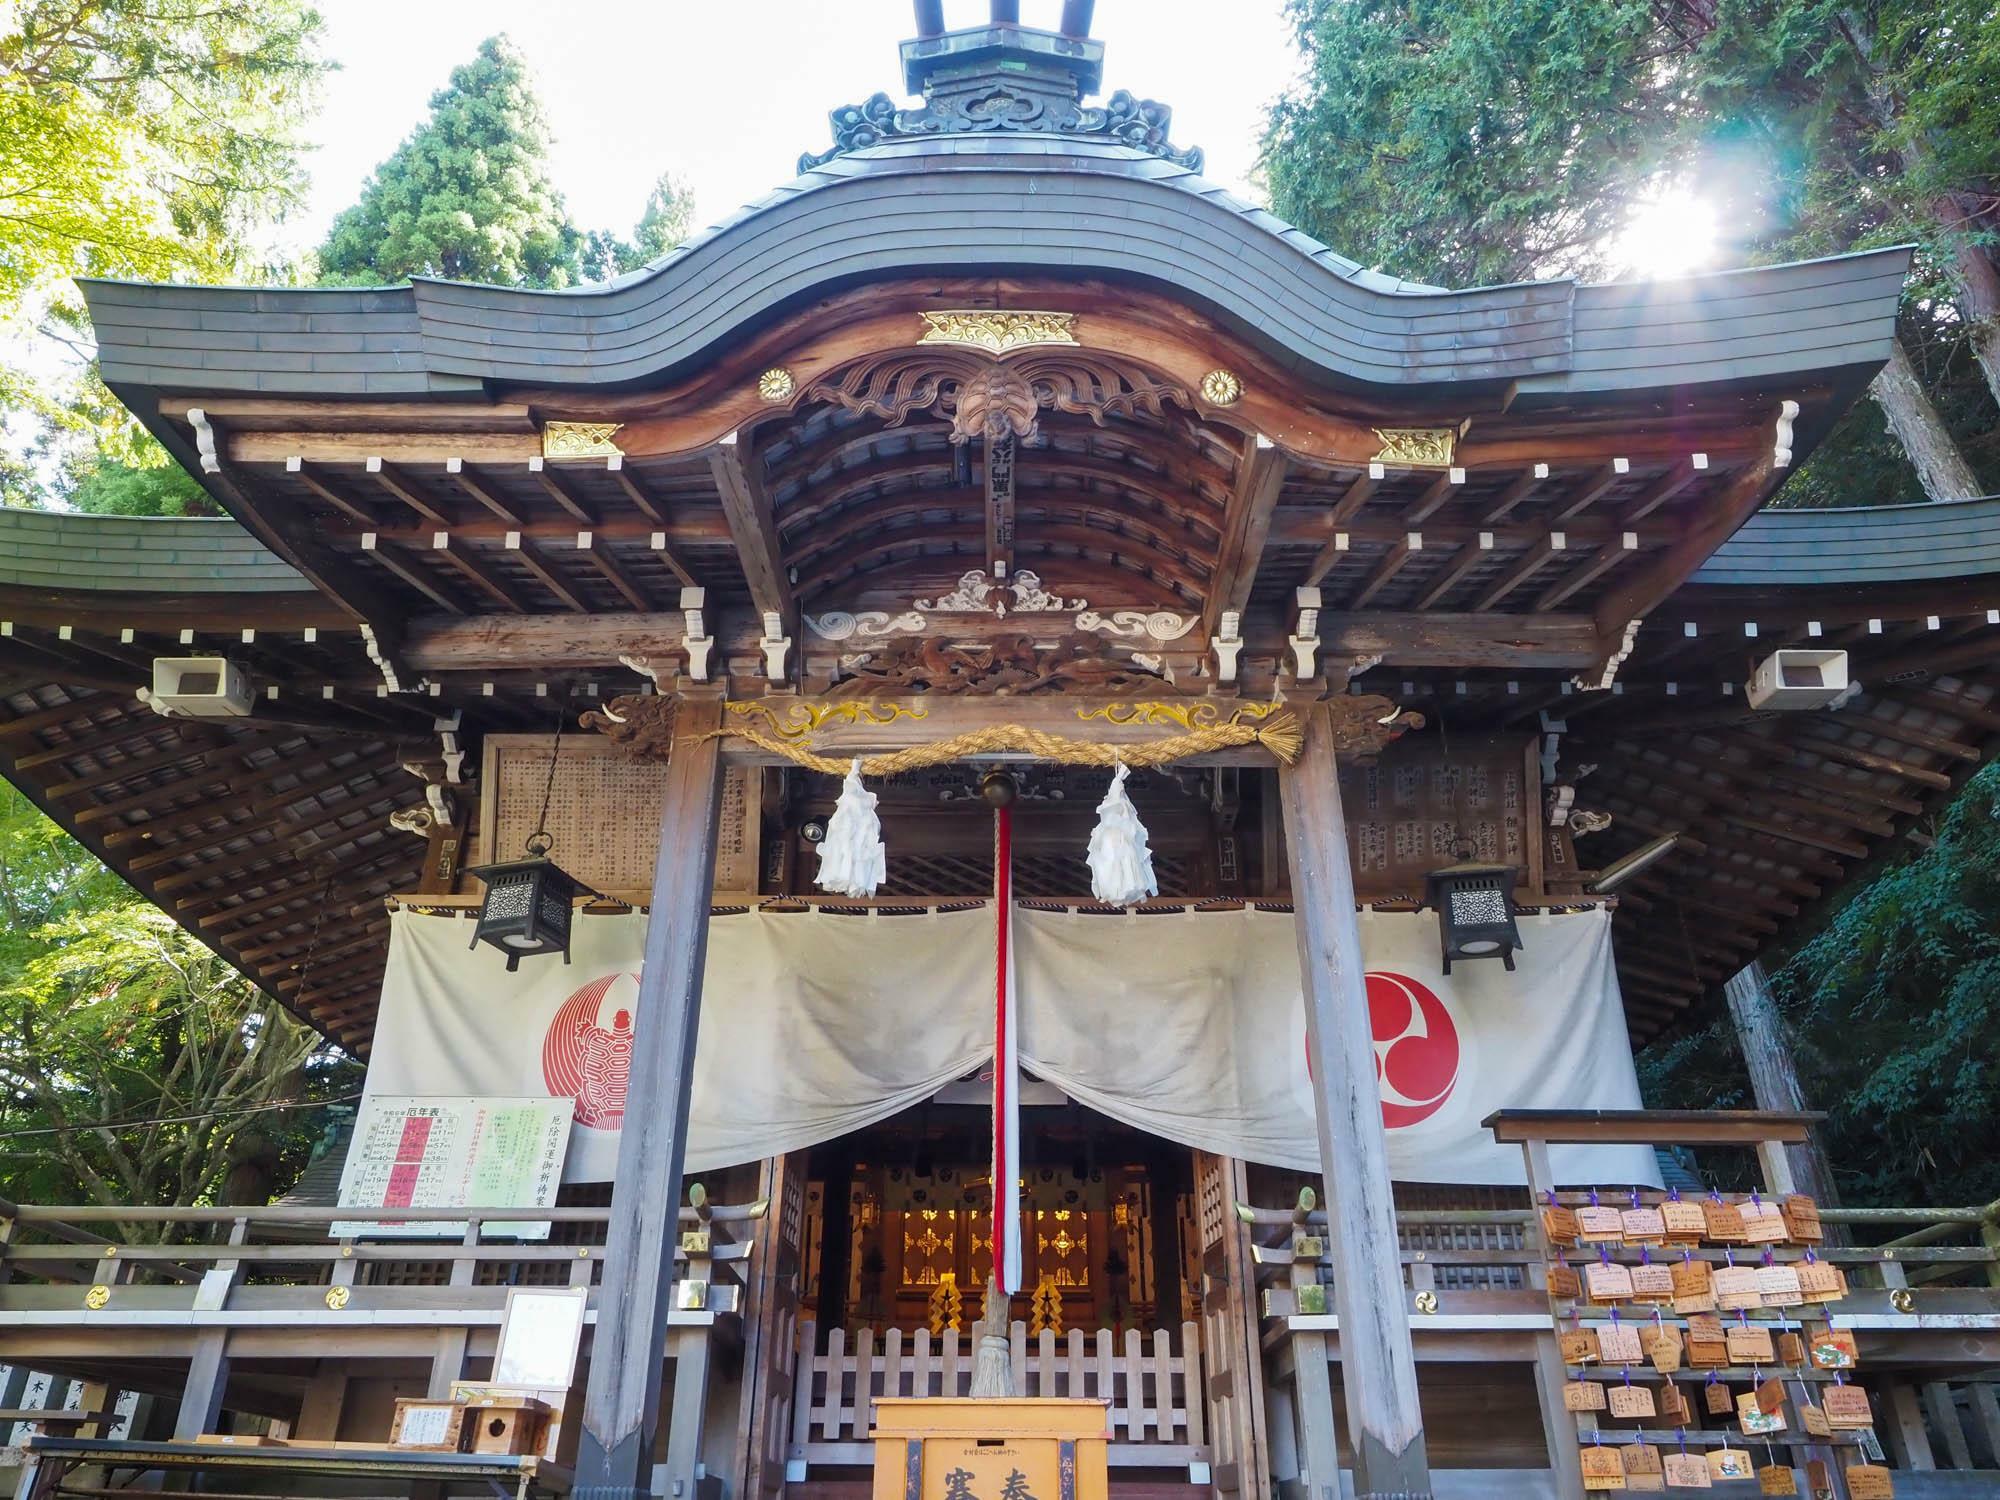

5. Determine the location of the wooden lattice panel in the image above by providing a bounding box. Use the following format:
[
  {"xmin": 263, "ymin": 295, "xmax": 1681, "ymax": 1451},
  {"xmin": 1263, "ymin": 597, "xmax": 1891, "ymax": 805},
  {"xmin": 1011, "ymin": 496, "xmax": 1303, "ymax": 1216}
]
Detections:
[{"xmin": 479, "ymin": 735, "xmax": 758, "ymax": 898}]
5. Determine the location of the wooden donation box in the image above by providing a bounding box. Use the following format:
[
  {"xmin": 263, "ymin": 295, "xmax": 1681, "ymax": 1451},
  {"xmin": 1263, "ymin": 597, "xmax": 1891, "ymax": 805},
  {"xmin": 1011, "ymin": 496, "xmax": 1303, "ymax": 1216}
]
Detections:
[{"xmin": 871, "ymin": 1400, "xmax": 1109, "ymax": 1500}]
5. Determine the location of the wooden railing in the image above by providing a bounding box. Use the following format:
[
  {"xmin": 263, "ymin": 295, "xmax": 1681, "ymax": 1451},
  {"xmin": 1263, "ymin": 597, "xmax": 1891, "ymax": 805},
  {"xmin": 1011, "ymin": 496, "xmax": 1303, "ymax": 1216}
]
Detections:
[
  {"xmin": 0, "ymin": 1198, "xmax": 758, "ymax": 1314},
  {"xmin": 788, "ymin": 1318, "xmax": 1207, "ymax": 1476}
]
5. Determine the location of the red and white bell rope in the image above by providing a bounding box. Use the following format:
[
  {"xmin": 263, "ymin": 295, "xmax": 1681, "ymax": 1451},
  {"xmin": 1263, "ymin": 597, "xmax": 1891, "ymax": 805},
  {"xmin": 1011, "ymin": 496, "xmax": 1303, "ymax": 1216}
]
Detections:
[{"xmin": 991, "ymin": 801, "xmax": 1022, "ymax": 1296}]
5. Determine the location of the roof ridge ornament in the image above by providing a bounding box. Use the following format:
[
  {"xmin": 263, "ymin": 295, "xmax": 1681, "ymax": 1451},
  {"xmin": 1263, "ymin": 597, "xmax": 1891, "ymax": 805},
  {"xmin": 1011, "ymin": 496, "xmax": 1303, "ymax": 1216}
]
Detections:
[{"xmin": 798, "ymin": 18, "xmax": 1201, "ymax": 174}]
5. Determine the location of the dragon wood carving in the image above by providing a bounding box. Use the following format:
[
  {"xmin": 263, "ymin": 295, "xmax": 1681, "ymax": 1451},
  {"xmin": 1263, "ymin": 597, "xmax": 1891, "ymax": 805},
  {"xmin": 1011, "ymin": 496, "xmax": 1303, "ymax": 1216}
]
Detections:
[
  {"xmin": 799, "ymin": 349, "xmax": 1197, "ymax": 445},
  {"xmin": 827, "ymin": 637, "xmax": 1186, "ymax": 698}
]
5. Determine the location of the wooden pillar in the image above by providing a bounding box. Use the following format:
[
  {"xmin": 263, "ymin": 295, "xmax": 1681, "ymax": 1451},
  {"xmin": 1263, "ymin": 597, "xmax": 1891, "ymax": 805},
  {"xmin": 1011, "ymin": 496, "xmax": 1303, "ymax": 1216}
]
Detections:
[
  {"xmin": 576, "ymin": 697, "xmax": 727, "ymax": 1500},
  {"xmin": 1278, "ymin": 700, "xmax": 1431, "ymax": 1500},
  {"xmin": 1724, "ymin": 962, "xmax": 1840, "ymax": 1208}
]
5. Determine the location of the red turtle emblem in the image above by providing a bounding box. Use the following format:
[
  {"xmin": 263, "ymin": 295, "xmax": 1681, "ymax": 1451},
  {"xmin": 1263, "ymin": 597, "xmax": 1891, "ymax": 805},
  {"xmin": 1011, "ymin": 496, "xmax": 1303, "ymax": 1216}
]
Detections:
[{"xmin": 542, "ymin": 973, "xmax": 639, "ymax": 1129}]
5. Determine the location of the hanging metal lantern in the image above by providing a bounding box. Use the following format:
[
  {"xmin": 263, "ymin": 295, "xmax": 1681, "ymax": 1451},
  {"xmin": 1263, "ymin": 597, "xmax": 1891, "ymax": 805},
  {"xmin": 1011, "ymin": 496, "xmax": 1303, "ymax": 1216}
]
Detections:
[
  {"xmin": 467, "ymin": 705, "xmax": 592, "ymax": 970},
  {"xmin": 467, "ymin": 832, "xmax": 588, "ymax": 971},
  {"xmin": 1421, "ymin": 847, "xmax": 1523, "ymax": 974}
]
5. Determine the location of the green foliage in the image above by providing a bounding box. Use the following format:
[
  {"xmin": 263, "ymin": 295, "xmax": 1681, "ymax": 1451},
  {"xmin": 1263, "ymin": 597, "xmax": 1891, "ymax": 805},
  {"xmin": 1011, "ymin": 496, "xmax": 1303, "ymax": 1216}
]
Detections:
[
  {"xmin": 0, "ymin": 0, "xmax": 326, "ymax": 312},
  {"xmin": 1263, "ymin": 0, "xmax": 2000, "ymax": 504},
  {"xmin": 317, "ymin": 35, "xmax": 583, "ymax": 288},
  {"xmin": 1265, "ymin": 0, "xmax": 1680, "ymax": 287},
  {"xmin": 1640, "ymin": 764, "xmax": 2000, "ymax": 1206},
  {"xmin": 64, "ymin": 451, "xmax": 217, "ymax": 517},
  {"xmin": 0, "ymin": 787, "xmax": 353, "ymax": 1222}
]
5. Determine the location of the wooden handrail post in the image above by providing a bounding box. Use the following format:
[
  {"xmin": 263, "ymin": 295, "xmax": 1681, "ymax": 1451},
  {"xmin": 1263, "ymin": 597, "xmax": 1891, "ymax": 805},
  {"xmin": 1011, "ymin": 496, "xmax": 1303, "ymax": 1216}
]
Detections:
[
  {"xmin": 1981, "ymin": 1199, "xmax": 2000, "ymax": 1291},
  {"xmin": 173, "ymin": 1215, "xmax": 247, "ymax": 1439},
  {"xmin": 576, "ymin": 696, "xmax": 727, "ymax": 1500},
  {"xmin": 1278, "ymin": 699, "xmax": 1432, "ymax": 1500}
]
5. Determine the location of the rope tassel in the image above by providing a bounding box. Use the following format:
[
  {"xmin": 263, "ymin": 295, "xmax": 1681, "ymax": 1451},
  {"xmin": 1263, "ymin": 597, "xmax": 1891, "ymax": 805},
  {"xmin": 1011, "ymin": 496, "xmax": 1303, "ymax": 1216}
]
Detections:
[
  {"xmin": 1087, "ymin": 762, "xmax": 1158, "ymax": 906},
  {"xmin": 814, "ymin": 757, "xmax": 885, "ymax": 898}
]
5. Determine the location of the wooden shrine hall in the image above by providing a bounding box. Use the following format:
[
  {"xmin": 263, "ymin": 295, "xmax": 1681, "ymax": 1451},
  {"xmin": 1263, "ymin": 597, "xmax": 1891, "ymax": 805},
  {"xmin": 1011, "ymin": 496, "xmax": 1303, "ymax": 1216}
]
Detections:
[{"xmin": 5, "ymin": 6, "xmax": 2000, "ymax": 1500}]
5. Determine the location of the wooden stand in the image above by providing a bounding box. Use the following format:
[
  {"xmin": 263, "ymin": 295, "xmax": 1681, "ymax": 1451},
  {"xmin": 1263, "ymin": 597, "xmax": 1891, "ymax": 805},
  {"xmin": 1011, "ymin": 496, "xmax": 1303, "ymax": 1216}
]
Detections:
[{"xmin": 870, "ymin": 1399, "xmax": 1109, "ymax": 1500}]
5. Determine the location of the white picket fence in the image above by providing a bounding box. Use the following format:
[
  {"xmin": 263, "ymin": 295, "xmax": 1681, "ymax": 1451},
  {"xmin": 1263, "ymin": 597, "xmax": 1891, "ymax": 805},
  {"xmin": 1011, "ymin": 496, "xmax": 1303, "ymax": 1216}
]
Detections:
[{"xmin": 788, "ymin": 1319, "xmax": 1208, "ymax": 1474}]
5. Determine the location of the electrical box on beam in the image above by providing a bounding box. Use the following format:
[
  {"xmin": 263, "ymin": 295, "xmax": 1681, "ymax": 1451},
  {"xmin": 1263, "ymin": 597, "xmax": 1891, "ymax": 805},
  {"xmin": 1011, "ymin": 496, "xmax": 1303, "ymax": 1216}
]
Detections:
[
  {"xmin": 1746, "ymin": 648, "xmax": 1849, "ymax": 711},
  {"xmin": 142, "ymin": 656, "xmax": 254, "ymax": 717}
]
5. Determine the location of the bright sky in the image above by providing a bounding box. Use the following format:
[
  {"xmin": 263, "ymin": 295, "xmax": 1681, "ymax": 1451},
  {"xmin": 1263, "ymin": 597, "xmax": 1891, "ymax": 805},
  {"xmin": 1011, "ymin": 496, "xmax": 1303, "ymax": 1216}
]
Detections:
[{"xmin": 288, "ymin": 0, "xmax": 1303, "ymax": 257}]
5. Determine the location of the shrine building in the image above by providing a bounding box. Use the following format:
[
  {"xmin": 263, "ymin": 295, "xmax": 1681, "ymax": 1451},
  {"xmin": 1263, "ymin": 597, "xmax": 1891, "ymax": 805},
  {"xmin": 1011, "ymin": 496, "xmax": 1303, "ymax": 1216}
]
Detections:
[{"xmin": 4, "ymin": 6, "xmax": 2000, "ymax": 1500}]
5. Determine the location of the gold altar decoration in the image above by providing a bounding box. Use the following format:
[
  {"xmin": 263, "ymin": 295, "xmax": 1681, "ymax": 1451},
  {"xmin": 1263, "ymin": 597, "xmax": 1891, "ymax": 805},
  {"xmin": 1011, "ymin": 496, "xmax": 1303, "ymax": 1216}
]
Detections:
[
  {"xmin": 325, "ymin": 1285, "xmax": 350, "ymax": 1310},
  {"xmin": 83, "ymin": 1284, "xmax": 110, "ymax": 1310},
  {"xmin": 587, "ymin": 697, "xmax": 1306, "ymax": 773},
  {"xmin": 541, "ymin": 421, "xmax": 625, "ymax": 459},
  {"xmin": 918, "ymin": 309, "xmax": 1078, "ymax": 353},
  {"xmin": 1370, "ymin": 426, "xmax": 1455, "ymax": 467},
  {"xmin": 757, "ymin": 367, "xmax": 796, "ymax": 402},
  {"xmin": 1199, "ymin": 368, "xmax": 1243, "ymax": 405}
]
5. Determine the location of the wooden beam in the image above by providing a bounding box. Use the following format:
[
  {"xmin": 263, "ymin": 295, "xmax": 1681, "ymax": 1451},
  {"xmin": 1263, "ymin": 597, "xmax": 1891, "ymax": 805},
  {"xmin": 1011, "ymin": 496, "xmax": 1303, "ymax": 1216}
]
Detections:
[
  {"xmin": 579, "ymin": 540, "xmax": 656, "ymax": 612},
  {"xmin": 1277, "ymin": 698, "xmax": 1431, "ymax": 1498},
  {"xmin": 607, "ymin": 463, "xmax": 668, "ymax": 525},
  {"xmin": 1411, "ymin": 540, "xmax": 1489, "ymax": 610},
  {"xmin": 1327, "ymin": 468, "xmax": 1380, "ymax": 525},
  {"xmin": 1471, "ymin": 536, "xmax": 1563, "ymax": 610},
  {"xmin": 510, "ymin": 542, "xmax": 590, "ymax": 613},
  {"xmin": 576, "ymin": 697, "xmax": 726, "ymax": 1500},
  {"xmin": 433, "ymin": 538, "xmax": 530, "ymax": 613},
  {"xmin": 289, "ymin": 467, "xmax": 379, "ymax": 527},
  {"xmin": 366, "ymin": 460, "xmax": 454, "ymax": 527},
  {"xmin": 1549, "ymin": 461, "xmax": 1627, "ymax": 522},
  {"xmin": 1533, "ymin": 536, "xmax": 1637, "ymax": 611},
  {"xmin": 1617, "ymin": 458, "xmax": 1705, "ymax": 522},
  {"xmin": 1349, "ymin": 534, "xmax": 1419, "ymax": 608},
  {"xmin": 1404, "ymin": 469, "xmax": 1462, "ymax": 524},
  {"xmin": 447, "ymin": 464, "xmax": 530, "ymax": 527},
  {"xmin": 1594, "ymin": 450, "xmax": 1778, "ymax": 633},
  {"xmin": 708, "ymin": 437, "xmax": 794, "ymax": 628},
  {"xmin": 360, "ymin": 538, "xmax": 468, "ymax": 615},
  {"xmin": 531, "ymin": 463, "xmax": 599, "ymax": 526},
  {"xmin": 1478, "ymin": 465, "xmax": 1547, "ymax": 524},
  {"xmin": 1202, "ymin": 437, "xmax": 1288, "ymax": 637}
]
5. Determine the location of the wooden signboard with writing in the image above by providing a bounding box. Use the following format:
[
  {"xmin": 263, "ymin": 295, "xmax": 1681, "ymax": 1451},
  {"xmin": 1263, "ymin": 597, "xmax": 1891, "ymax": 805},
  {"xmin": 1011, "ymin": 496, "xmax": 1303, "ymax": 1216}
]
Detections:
[
  {"xmin": 481, "ymin": 734, "xmax": 761, "ymax": 900},
  {"xmin": 1338, "ymin": 736, "xmax": 1541, "ymax": 901},
  {"xmin": 870, "ymin": 1399, "xmax": 1110, "ymax": 1500}
]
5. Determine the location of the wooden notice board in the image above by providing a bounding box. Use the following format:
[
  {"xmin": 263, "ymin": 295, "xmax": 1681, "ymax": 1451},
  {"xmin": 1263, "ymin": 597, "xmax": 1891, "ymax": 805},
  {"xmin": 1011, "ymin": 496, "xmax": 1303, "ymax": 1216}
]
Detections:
[{"xmin": 479, "ymin": 733, "xmax": 759, "ymax": 901}]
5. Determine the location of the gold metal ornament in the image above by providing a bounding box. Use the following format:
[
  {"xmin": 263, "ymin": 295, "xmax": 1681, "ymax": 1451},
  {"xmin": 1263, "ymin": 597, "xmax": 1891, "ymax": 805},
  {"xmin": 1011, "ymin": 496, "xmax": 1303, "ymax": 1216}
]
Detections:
[
  {"xmin": 1889, "ymin": 1288, "xmax": 1915, "ymax": 1314},
  {"xmin": 917, "ymin": 310, "xmax": 1077, "ymax": 354},
  {"xmin": 324, "ymin": 1285, "xmax": 351, "ymax": 1310},
  {"xmin": 1370, "ymin": 426, "xmax": 1456, "ymax": 467},
  {"xmin": 83, "ymin": 1284, "xmax": 111, "ymax": 1310},
  {"xmin": 541, "ymin": 421, "xmax": 625, "ymax": 459},
  {"xmin": 726, "ymin": 699, "xmax": 928, "ymax": 743},
  {"xmin": 757, "ymin": 367, "xmax": 796, "ymax": 402},
  {"xmin": 1199, "ymin": 368, "xmax": 1244, "ymax": 405},
  {"xmin": 1414, "ymin": 1290, "xmax": 1440, "ymax": 1315},
  {"xmin": 1078, "ymin": 700, "xmax": 1279, "ymax": 733}
]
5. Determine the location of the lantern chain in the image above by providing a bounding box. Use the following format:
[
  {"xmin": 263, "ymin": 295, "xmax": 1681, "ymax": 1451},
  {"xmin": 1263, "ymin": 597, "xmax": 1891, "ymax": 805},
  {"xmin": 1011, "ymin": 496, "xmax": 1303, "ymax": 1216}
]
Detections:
[{"xmin": 529, "ymin": 700, "xmax": 566, "ymax": 857}]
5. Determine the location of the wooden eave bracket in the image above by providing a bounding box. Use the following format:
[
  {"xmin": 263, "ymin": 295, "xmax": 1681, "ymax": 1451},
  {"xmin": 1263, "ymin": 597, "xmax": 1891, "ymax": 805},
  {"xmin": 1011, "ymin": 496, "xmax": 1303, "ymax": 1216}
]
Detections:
[
  {"xmin": 1287, "ymin": 586, "xmax": 1323, "ymax": 682},
  {"xmin": 681, "ymin": 587, "xmax": 715, "ymax": 682},
  {"xmin": 1213, "ymin": 608, "xmax": 1245, "ymax": 685}
]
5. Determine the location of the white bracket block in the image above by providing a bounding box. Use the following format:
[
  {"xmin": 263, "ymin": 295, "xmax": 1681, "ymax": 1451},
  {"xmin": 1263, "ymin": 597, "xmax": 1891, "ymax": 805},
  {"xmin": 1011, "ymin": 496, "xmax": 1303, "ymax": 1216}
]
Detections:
[
  {"xmin": 759, "ymin": 610, "xmax": 793, "ymax": 680},
  {"xmin": 1213, "ymin": 609, "xmax": 1244, "ymax": 685},
  {"xmin": 680, "ymin": 586, "xmax": 714, "ymax": 682}
]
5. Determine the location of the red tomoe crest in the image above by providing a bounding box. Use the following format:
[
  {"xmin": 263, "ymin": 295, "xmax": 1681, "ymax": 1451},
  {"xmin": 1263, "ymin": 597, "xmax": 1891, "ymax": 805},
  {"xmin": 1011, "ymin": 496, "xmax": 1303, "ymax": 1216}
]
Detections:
[
  {"xmin": 1306, "ymin": 971, "xmax": 1462, "ymax": 1128},
  {"xmin": 542, "ymin": 972, "xmax": 640, "ymax": 1129}
]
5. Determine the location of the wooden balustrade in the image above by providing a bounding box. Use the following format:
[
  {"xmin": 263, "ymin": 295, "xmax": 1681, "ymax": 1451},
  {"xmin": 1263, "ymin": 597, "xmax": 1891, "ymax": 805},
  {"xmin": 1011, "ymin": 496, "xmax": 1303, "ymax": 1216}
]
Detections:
[{"xmin": 787, "ymin": 1318, "xmax": 1208, "ymax": 1478}]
